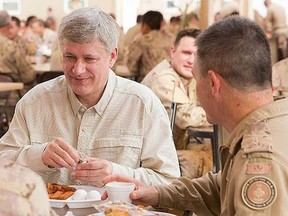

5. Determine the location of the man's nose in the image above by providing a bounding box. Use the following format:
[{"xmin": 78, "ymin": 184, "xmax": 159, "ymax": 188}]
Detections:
[{"xmin": 72, "ymin": 60, "xmax": 86, "ymax": 75}]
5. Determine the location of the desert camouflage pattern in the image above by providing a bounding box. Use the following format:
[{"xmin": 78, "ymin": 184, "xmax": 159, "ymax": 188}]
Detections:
[
  {"xmin": 0, "ymin": 34, "xmax": 36, "ymax": 84},
  {"xmin": 142, "ymin": 59, "xmax": 210, "ymax": 149},
  {"xmin": 0, "ymin": 159, "xmax": 56, "ymax": 216},
  {"xmin": 127, "ymin": 30, "xmax": 175, "ymax": 81},
  {"xmin": 265, "ymin": 3, "xmax": 288, "ymax": 37},
  {"xmin": 272, "ymin": 57, "xmax": 288, "ymax": 95},
  {"xmin": 157, "ymin": 98, "xmax": 288, "ymax": 215}
]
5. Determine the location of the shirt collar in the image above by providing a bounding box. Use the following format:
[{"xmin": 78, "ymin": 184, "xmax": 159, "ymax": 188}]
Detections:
[{"xmin": 68, "ymin": 70, "xmax": 116, "ymax": 116}]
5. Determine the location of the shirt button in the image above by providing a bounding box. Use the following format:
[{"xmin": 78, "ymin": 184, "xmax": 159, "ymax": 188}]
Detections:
[
  {"xmin": 80, "ymin": 108, "xmax": 85, "ymax": 113},
  {"xmin": 82, "ymin": 128, "xmax": 86, "ymax": 132}
]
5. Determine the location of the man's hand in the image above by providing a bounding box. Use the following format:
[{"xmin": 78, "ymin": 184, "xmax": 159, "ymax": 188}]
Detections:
[
  {"xmin": 101, "ymin": 174, "xmax": 160, "ymax": 206},
  {"xmin": 71, "ymin": 157, "xmax": 112, "ymax": 187},
  {"xmin": 42, "ymin": 137, "xmax": 79, "ymax": 169}
]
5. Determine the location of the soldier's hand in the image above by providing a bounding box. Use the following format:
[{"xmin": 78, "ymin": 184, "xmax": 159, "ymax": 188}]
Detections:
[
  {"xmin": 101, "ymin": 174, "xmax": 160, "ymax": 206},
  {"xmin": 42, "ymin": 137, "xmax": 79, "ymax": 169}
]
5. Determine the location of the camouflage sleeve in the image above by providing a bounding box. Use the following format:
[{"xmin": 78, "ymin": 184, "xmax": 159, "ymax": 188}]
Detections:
[
  {"xmin": 126, "ymin": 38, "xmax": 143, "ymax": 75},
  {"xmin": 151, "ymin": 73, "xmax": 209, "ymax": 129},
  {"xmin": 14, "ymin": 44, "xmax": 36, "ymax": 84}
]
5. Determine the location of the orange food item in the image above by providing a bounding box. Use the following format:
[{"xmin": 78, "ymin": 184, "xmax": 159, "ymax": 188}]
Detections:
[{"xmin": 46, "ymin": 182, "xmax": 76, "ymax": 200}]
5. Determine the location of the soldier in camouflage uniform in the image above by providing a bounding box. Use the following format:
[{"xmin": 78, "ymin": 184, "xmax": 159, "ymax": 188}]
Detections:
[
  {"xmin": 0, "ymin": 10, "xmax": 36, "ymax": 84},
  {"xmin": 9, "ymin": 16, "xmax": 37, "ymax": 56},
  {"xmin": 142, "ymin": 29, "xmax": 212, "ymax": 178},
  {"xmin": 272, "ymin": 57, "xmax": 288, "ymax": 95},
  {"xmin": 142, "ymin": 29, "xmax": 210, "ymax": 150},
  {"xmin": 0, "ymin": 158, "xmax": 56, "ymax": 215},
  {"xmin": 126, "ymin": 10, "xmax": 175, "ymax": 82}
]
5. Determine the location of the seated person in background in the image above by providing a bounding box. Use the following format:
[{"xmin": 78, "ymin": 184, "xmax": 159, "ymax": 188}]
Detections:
[
  {"xmin": 30, "ymin": 18, "xmax": 57, "ymax": 51},
  {"xmin": 0, "ymin": 8, "xmax": 180, "ymax": 187},
  {"xmin": 127, "ymin": 10, "xmax": 175, "ymax": 82},
  {"xmin": 102, "ymin": 16, "xmax": 288, "ymax": 215},
  {"xmin": 0, "ymin": 10, "xmax": 36, "ymax": 84},
  {"xmin": 142, "ymin": 29, "xmax": 210, "ymax": 150},
  {"xmin": 0, "ymin": 158, "xmax": 56, "ymax": 215},
  {"xmin": 8, "ymin": 16, "xmax": 37, "ymax": 56},
  {"xmin": 272, "ymin": 57, "xmax": 288, "ymax": 95}
]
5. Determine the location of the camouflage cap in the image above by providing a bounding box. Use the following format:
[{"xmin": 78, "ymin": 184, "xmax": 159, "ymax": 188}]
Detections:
[{"xmin": 0, "ymin": 10, "xmax": 10, "ymax": 27}]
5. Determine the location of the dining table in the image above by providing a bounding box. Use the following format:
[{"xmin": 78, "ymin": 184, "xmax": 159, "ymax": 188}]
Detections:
[{"xmin": 0, "ymin": 82, "xmax": 24, "ymax": 92}]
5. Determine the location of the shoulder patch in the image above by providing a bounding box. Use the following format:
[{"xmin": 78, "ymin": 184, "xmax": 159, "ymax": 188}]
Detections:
[
  {"xmin": 241, "ymin": 121, "xmax": 273, "ymax": 154},
  {"xmin": 242, "ymin": 176, "xmax": 277, "ymax": 210}
]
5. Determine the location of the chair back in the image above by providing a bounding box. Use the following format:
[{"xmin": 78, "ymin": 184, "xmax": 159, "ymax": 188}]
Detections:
[
  {"xmin": 38, "ymin": 71, "xmax": 64, "ymax": 83},
  {"xmin": 166, "ymin": 102, "xmax": 177, "ymax": 131}
]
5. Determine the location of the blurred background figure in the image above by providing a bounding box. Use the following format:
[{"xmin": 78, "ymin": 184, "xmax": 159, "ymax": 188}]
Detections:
[
  {"xmin": 45, "ymin": 7, "xmax": 57, "ymax": 31},
  {"xmin": 0, "ymin": 10, "xmax": 36, "ymax": 85},
  {"xmin": 264, "ymin": 0, "xmax": 288, "ymax": 61},
  {"xmin": 272, "ymin": 57, "xmax": 288, "ymax": 96},
  {"xmin": 214, "ymin": 12, "xmax": 221, "ymax": 23},
  {"xmin": 126, "ymin": 10, "xmax": 174, "ymax": 81},
  {"xmin": 8, "ymin": 16, "xmax": 37, "ymax": 56},
  {"xmin": 166, "ymin": 15, "xmax": 181, "ymax": 35},
  {"xmin": 30, "ymin": 18, "xmax": 57, "ymax": 50},
  {"xmin": 22, "ymin": 15, "xmax": 41, "ymax": 46},
  {"xmin": 123, "ymin": 14, "xmax": 143, "ymax": 49}
]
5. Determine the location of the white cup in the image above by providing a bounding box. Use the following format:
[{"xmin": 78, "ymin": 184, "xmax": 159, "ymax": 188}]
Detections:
[{"xmin": 105, "ymin": 182, "xmax": 135, "ymax": 203}]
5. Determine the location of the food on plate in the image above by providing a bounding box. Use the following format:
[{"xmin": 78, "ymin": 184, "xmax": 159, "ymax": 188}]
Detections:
[
  {"xmin": 94, "ymin": 201, "xmax": 156, "ymax": 216},
  {"xmin": 72, "ymin": 189, "xmax": 88, "ymax": 200},
  {"xmin": 71, "ymin": 189, "xmax": 101, "ymax": 200},
  {"xmin": 86, "ymin": 190, "xmax": 101, "ymax": 200},
  {"xmin": 46, "ymin": 182, "xmax": 76, "ymax": 200}
]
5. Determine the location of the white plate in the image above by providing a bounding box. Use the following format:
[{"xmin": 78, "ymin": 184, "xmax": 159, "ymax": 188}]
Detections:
[
  {"xmin": 151, "ymin": 211, "xmax": 177, "ymax": 216},
  {"xmin": 49, "ymin": 185, "xmax": 105, "ymax": 209}
]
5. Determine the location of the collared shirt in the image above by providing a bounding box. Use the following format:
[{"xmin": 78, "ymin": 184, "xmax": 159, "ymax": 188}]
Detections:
[
  {"xmin": 0, "ymin": 71, "xmax": 180, "ymax": 185},
  {"xmin": 156, "ymin": 98, "xmax": 288, "ymax": 215},
  {"xmin": 0, "ymin": 159, "xmax": 56, "ymax": 216}
]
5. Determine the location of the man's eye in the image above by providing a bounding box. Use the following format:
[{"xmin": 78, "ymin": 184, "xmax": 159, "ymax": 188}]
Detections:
[
  {"xmin": 84, "ymin": 57, "xmax": 95, "ymax": 62},
  {"xmin": 65, "ymin": 56, "xmax": 76, "ymax": 61}
]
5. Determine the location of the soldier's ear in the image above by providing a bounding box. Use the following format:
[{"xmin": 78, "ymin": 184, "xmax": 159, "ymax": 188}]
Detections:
[
  {"xmin": 208, "ymin": 70, "xmax": 221, "ymax": 96},
  {"xmin": 170, "ymin": 46, "xmax": 176, "ymax": 59}
]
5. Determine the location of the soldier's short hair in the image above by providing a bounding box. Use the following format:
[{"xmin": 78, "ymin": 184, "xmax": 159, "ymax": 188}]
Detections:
[
  {"xmin": 174, "ymin": 29, "xmax": 201, "ymax": 47},
  {"xmin": 142, "ymin": 10, "xmax": 163, "ymax": 30},
  {"xmin": 58, "ymin": 7, "xmax": 120, "ymax": 54},
  {"xmin": 11, "ymin": 16, "xmax": 21, "ymax": 27},
  {"xmin": 0, "ymin": 10, "xmax": 10, "ymax": 28},
  {"xmin": 196, "ymin": 16, "xmax": 272, "ymax": 92}
]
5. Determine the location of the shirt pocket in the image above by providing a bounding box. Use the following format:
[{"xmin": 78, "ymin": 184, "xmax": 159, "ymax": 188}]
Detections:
[{"xmin": 84, "ymin": 136, "xmax": 143, "ymax": 168}]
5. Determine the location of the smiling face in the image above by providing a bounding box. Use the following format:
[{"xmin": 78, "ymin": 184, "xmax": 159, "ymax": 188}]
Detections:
[
  {"xmin": 170, "ymin": 36, "xmax": 197, "ymax": 79},
  {"xmin": 61, "ymin": 39, "xmax": 117, "ymax": 107}
]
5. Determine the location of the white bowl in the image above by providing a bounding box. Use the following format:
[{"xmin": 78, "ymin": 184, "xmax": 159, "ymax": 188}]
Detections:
[{"xmin": 105, "ymin": 182, "xmax": 135, "ymax": 203}]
